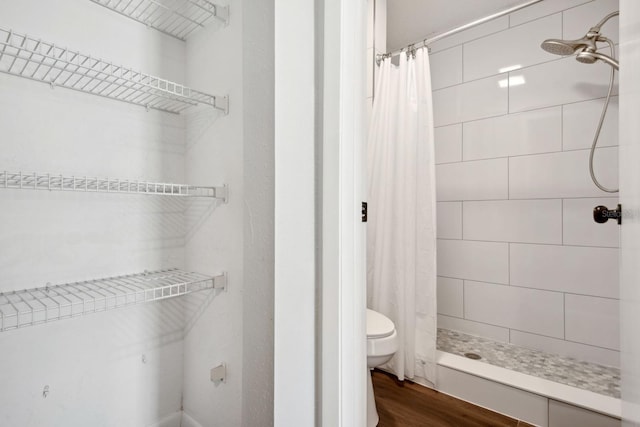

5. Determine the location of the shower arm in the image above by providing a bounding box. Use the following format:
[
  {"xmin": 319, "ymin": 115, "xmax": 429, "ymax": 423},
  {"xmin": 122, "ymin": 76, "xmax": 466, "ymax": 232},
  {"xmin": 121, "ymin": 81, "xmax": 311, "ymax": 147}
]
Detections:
[
  {"xmin": 590, "ymin": 11, "xmax": 620, "ymax": 35},
  {"xmin": 580, "ymin": 12, "xmax": 620, "ymax": 70}
]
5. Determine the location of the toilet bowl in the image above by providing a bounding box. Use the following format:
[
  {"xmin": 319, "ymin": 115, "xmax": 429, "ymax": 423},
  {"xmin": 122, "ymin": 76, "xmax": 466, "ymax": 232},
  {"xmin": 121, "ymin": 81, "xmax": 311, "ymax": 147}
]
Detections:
[{"xmin": 366, "ymin": 309, "xmax": 398, "ymax": 427}]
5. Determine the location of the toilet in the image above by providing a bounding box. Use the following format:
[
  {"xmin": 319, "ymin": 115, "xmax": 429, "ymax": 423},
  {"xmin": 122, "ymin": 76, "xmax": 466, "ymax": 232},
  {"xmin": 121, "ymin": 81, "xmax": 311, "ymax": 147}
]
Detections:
[{"xmin": 366, "ymin": 309, "xmax": 398, "ymax": 427}]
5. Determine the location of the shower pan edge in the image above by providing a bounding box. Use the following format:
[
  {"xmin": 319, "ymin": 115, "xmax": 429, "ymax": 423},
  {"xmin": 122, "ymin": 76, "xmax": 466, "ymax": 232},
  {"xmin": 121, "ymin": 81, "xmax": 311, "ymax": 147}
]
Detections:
[{"xmin": 435, "ymin": 350, "xmax": 621, "ymax": 419}]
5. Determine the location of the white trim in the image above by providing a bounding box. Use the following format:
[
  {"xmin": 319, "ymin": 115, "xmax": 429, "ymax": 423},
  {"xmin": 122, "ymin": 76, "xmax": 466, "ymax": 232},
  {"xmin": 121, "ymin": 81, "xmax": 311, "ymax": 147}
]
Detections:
[
  {"xmin": 619, "ymin": 0, "xmax": 640, "ymax": 424},
  {"xmin": 322, "ymin": 0, "xmax": 368, "ymax": 425},
  {"xmin": 274, "ymin": 0, "xmax": 316, "ymax": 425}
]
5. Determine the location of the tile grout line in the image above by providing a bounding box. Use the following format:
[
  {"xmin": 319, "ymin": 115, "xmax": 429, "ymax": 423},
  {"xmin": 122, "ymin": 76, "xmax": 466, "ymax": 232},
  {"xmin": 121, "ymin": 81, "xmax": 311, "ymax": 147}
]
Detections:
[
  {"xmin": 561, "ymin": 198, "xmax": 565, "ymax": 245},
  {"xmin": 507, "ymin": 156, "xmax": 510, "ymax": 200},
  {"xmin": 508, "ymin": 241, "xmax": 511, "ymax": 287},
  {"xmin": 439, "ymin": 316, "xmax": 622, "ymax": 353},
  {"xmin": 561, "ymin": 104, "xmax": 565, "ymax": 151},
  {"xmin": 435, "ymin": 145, "xmax": 619, "ymax": 166},
  {"xmin": 429, "ymin": 3, "xmax": 593, "ymax": 56},
  {"xmin": 507, "ymin": 69, "xmax": 510, "ymax": 114},
  {"xmin": 436, "ymin": 274, "xmax": 620, "ymax": 300},
  {"xmin": 433, "ymin": 95, "xmax": 620, "ymax": 129},
  {"xmin": 563, "ymin": 293, "xmax": 567, "ymax": 340},
  {"xmin": 461, "ymin": 199, "xmax": 464, "ymax": 240},
  {"xmin": 461, "ymin": 42, "xmax": 465, "ymax": 87},
  {"xmin": 437, "ymin": 236, "xmax": 619, "ymax": 249},
  {"xmin": 462, "ymin": 279, "xmax": 466, "ymax": 320}
]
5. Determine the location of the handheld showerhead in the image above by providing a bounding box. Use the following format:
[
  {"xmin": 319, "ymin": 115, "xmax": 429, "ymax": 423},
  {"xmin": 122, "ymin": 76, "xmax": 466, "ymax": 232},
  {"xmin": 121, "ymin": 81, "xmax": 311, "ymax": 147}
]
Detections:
[
  {"xmin": 577, "ymin": 50, "xmax": 619, "ymax": 69},
  {"xmin": 540, "ymin": 34, "xmax": 619, "ymax": 70},
  {"xmin": 540, "ymin": 38, "xmax": 589, "ymax": 55},
  {"xmin": 540, "ymin": 10, "xmax": 619, "ymax": 70},
  {"xmin": 575, "ymin": 52, "xmax": 598, "ymax": 64},
  {"xmin": 540, "ymin": 34, "xmax": 599, "ymax": 56}
]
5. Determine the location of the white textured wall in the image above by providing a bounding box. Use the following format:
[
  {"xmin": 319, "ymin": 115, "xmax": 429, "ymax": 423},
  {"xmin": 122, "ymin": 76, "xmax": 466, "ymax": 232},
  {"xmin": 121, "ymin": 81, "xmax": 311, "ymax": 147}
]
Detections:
[
  {"xmin": 0, "ymin": 1, "xmax": 274, "ymax": 426},
  {"xmin": 241, "ymin": 0, "xmax": 275, "ymax": 425},
  {"xmin": 274, "ymin": 0, "xmax": 316, "ymax": 425},
  {"xmin": 182, "ymin": 0, "xmax": 245, "ymax": 425},
  {"xmin": 0, "ymin": 0, "xmax": 187, "ymax": 425},
  {"xmin": 430, "ymin": 0, "xmax": 621, "ymax": 367}
]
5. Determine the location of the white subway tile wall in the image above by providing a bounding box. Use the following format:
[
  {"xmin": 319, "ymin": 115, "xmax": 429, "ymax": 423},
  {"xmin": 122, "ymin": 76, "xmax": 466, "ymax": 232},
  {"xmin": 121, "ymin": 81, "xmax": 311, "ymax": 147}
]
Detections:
[
  {"xmin": 433, "ymin": 0, "xmax": 620, "ymax": 366},
  {"xmin": 430, "ymin": 46, "xmax": 463, "ymax": 90},
  {"xmin": 565, "ymin": 294, "xmax": 620, "ymax": 350},
  {"xmin": 563, "ymin": 0, "xmax": 619, "ymax": 44},
  {"xmin": 509, "ymin": 243, "xmax": 619, "ymax": 298},
  {"xmin": 509, "ymin": 148, "xmax": 618, "ymax": 199},
  {"xmin": 434, "ymin": 124, "xmax": 462, "ymax": 164},
  {"xmin": 509, "ymin": 0, "xmax": 592, "ymax": 27},
  {"xmin": 463, "ymin": 14, "xmax": 562, "ymax": 82},
  {"xmin": 433, "ymin": 75, "xmax": 508, "ymax": 126},
  {"xmin": 563, "ymin": 97, "xmax": 619, "ymax": 150},
  {"xmin": 509, "ymin": 330, "xmax": 620, "ymax": 368},
  {"xmin": 428, "ymin": 16, "xmax": 509, "ymax": 53},
  {"xmin": 464, "ymin": 281, "xmax": 565, "ymax": 338},
  {"xmin": 437, "ymin": 277, "xmax": 464, "ymax": 317},
  {"xmin": 462, "ymin": 107, "xmax": 562, "ymax": 161},
  {"xmin": 437, "ymin": 314, "xmax": 510, "ymax": 342},
  {"xmin": 463, "ymin": 199, "xmax": 562, "ymax": 244},
  {"xmin": 509, "ymin": 56, "xmax": 618, "ymax": 113},
  {"xmin": 436, "ymin": 158, "xmax": 508, "ymax": 201},
  {"xmin": 437, "ymin": 239, "xmax": 509, "ymax": 284},
  {"xmin": 436, "ymin": 202, "xmax": 462, "ymax": 239}
]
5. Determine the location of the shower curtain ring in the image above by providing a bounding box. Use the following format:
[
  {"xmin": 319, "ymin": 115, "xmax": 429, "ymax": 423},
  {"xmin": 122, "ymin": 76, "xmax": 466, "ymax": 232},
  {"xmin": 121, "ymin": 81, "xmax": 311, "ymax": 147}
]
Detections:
[{"xmin": 406, "ymin": 44, "xmax": 416, "ymax": 60}]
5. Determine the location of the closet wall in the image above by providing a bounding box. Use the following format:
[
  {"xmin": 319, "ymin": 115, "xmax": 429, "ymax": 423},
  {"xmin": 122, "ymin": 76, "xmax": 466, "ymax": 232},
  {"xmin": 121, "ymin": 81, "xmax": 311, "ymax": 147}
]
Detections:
[{"xmin": 0, "ymin": 0, "xmax": 274, "ymax": 425}]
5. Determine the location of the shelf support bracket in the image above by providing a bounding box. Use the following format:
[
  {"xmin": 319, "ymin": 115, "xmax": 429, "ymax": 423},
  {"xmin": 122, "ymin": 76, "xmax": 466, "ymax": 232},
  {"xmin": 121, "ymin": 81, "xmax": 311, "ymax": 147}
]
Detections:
[
  {"xmin": 214, "ymin": 185, "xmax": 228, "ymax": 203},
  {"xmin": 213, "ymin": 273, "xmax": 227, "ymax": 291},
  {"xmin": 214, "ymin": 5, "xmax": 230, "ymax": 26},
  {"xmin": 210, "ymin": 363, "xmax": 226, "ymax": 384},
  {"xmin": 214, "ymin": 95, "xmax": 229, "ymax": 115}
]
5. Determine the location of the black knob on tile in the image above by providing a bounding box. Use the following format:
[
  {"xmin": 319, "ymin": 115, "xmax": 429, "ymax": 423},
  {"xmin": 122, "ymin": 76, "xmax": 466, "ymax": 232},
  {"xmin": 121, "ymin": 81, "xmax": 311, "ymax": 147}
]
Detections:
[{"xmin": 593, "ymin": 204, "xmax": 621, "ymax": 225}]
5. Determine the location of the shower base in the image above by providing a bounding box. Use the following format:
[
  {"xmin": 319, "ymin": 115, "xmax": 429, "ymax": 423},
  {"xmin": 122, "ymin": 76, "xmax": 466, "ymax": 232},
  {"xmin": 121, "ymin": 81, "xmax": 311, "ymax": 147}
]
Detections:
[
  {"xmin": 437, "ymin": 328, "xmax": 620, "ymax": 398},
  {"xmin": 434, "ymin": 328, "xmax": 621, "ymax": 422}
]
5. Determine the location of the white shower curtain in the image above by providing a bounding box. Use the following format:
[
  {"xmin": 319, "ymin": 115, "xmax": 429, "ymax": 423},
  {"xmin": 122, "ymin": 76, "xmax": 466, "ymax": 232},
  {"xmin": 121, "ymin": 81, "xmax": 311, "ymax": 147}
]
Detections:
[{"xmin": 367, "ymin": 48, "xmax": 437, "ymax": 384}]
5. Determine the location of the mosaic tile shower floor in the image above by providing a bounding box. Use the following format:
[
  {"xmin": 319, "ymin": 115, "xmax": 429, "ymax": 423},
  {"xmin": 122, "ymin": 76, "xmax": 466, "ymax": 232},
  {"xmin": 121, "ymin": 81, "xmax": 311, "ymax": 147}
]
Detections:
[{"xmin": 437, "ymin": 328, "xmax": 620, "ymax": 398}]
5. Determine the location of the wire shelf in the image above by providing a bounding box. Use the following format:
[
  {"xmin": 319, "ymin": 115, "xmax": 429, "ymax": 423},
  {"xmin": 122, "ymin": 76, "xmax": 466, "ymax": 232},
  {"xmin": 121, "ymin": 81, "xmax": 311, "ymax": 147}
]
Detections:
[
  {"xmin": 89, "ymin": 0, "xmax": 229, "ymax": 41},
  {"xmin": 0, "ymin": 171, "xmax": 228, "ymax": 201},
  {"xmin": 0, "ymin": 269, "xmax": 227, "ymax": 332},
  {"xmin": 0, "ymin": 27, "xmax": 228, "ymax": 114}
]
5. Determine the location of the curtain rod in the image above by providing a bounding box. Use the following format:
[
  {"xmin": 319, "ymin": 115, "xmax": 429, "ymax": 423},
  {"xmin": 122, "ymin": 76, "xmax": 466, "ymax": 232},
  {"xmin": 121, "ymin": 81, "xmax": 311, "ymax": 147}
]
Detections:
[{"xmin": 376, "ymin": 0, "xmax": 544, "ymax": 64}]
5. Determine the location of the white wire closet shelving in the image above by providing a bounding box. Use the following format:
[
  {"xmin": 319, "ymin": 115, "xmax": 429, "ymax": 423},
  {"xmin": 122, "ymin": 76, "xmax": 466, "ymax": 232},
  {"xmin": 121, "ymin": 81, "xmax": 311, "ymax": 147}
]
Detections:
[
  {"xmin": 0, "ymin": 171, "xmax": 228, "ymax": 201},
  {"xmin": 0, "ymin": 27, "xmax": 228, "ymax": 115},
  {"xmin": 89, "ymin": 0, "xmax": 229, "ymax": 40},
  {"xmin": 0, "ymin": 269, "xmax": 227, "ymax": 332}
]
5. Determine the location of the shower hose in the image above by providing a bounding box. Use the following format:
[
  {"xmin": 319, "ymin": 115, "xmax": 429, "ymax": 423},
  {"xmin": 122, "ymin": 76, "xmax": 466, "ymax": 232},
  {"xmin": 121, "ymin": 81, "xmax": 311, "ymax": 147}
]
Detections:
[{"xmin": 589, "ymin": 38, "xmax": 618, "ymax": 193}]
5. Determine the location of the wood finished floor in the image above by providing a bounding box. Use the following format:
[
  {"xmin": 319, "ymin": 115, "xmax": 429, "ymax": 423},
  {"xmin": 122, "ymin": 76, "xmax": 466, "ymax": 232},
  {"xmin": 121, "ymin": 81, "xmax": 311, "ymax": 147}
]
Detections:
[{"xmin": 372, "ymin": 370, "xmax": 536, "ymax": 427}]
